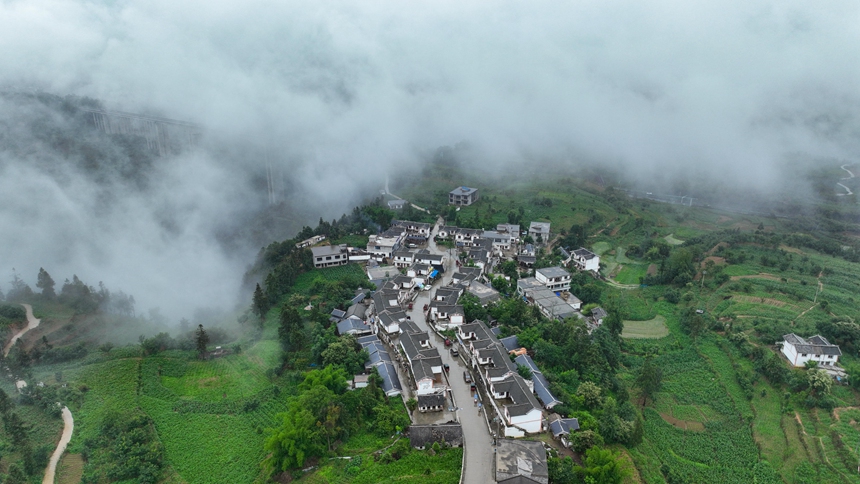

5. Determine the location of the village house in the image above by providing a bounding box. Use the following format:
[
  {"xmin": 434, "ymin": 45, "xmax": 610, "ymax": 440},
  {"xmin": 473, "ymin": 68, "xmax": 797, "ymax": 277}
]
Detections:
[
  {"xmin": 496, "ymin": 223, "xmax": 520, "ymax": 242},
  {"xmin": 415, "ymin": 249, "xmax": 445, "ymax": 266},
  {"xmin": 482, "ymin": 230, "xmax": 512, "ymax": 250},
  {"xmin": 387, "ymin": 199, "xmax": 407, "ymax": 210},
  {"xmin": 466, "ymin": 280, "xmax": 501, "ymax": 305},
  {"xmin": 428, "ymin": 301, "xmax": 465, "ymax": 327},
  {"xmin": 535, "ymin": 266, "xmax": 571, "ymax": 292},
  {"xmin": 449, "ymin": 186, "xmax": 480, "ymax": 206},
  {"xmin": 548, "ymin": 416, "xmax": 580, "ymax": 449},
  {"xmin": 781, "ymin": 334, "xmax": 842, "ymax": 367},
  {"xmin": 336, "ymin": 315, "xmax": 372, "ymax": 337},
  {"xmin": 528, "ymin": 221, "xmax": 551, "ymax": 243},
  {"xmin": 367, "ymin": 231, "xmax": 405, "ymax": 261},
  {"xmin": 355, "ymin": 334, "xmax": 403, "ymax": 397},
  {"xmin": 296, "ymin": 234, "xmax": 326, "ymax": 249},
  {"xmin": 374, "ymin": 310, "xmax": 405, "ymax": 343},
  {"xmin": 311, "ymin": 244, "xmax": 350, "ymax": 269},
  {"xmin": 571, "ymin": 248, "xmax": 600, "ymax": 272},
  {"xmin": 449, "ymin": 268, "xmax": 480, "ymax": 288},
  {"xmin": 515, "ymin": 354, "xmax": 562, "ymax": 409},
  {"xmin": 458, "ymin": 321, "xmax": 545, "ymax": 437},
  {"xmin": 494, "ymin": 439, "xmax": 549, "ymax": 484},
  {"xmin": 392, "ymin": 249, "xmax": 415, "ymax": 268},
  {"xmin": 417, "ymin": 393, "xmax": 446, "ymax": 412}
]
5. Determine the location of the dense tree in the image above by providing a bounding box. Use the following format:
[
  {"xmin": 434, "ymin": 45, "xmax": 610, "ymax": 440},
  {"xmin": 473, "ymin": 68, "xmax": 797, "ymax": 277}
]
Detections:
[
  {"xmin": 603, "ymin": 293, "xmax": 626, "ymax": 338},
  {"xmin": 252, "ymin": 283, "xmax": 269, "ymax": 320},
  {"xmin": 36, "ymin": 267, "xmax": 56, "ymax": 299},
  {"xmin": 635, "ymin": 355, "xmax": 663, "ymax": 406},
  {"xmin": 195, "ymin": 324, "xmax": 209, "ymax": 358},
  {"xmin": 278, "ymin": 306, "xmax": 304, "ymax": 351},
  {"xmin": 579, "ymin": 447, "xmax": 629, "ymax": 484}
]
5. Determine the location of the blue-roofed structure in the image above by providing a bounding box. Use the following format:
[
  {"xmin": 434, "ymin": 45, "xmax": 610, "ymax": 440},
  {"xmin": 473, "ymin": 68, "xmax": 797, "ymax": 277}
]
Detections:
[
  {"xmin": 500, "ymin": 335, "xmax": 520, "ymax": 352},
  {"xmin": 376, "ymin": 363, "xmax": 403, "ymax": 397},
  {"xmin": 337, "ymin": 316, "xmax": 372, "ymax": 336},
  {"xmin": 515, "ymin": 354, "xmax": 561, "ymax": 409},
  {"xmin": 549, "ymin": 418, "xmax": 580, "ymax": 448}
]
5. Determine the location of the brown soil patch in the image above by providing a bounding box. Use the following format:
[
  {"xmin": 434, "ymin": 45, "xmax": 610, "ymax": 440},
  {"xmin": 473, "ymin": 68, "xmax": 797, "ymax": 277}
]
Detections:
[
  {"xmin": 730, "ymin": 273, "xmax": 783, "ymax": 282},
  {"xmin": 732, "ymin": 295, "xmax": 801, "ymax": 310},
  {"xmin": 57, "ymin": 453, "xmax": 84, "ymax": 484},
  {"xmin": 659, "ymin": 413, "xmax": 705, "ymax": 432},
  {"xmin": 833, "ymin": 406, "xmax": 860, "ymax": 423},
  {"xmin": 701, "ymin": 256, "xmax": 726, "ymax": 268},
  {"xmin": 717, "ymin": 215, "xmax": 732, "ymax": 223},
  {"xmin": 646, "ymin": 264, "xmax": 658, "ymax": 276},
  {"xmin": 779, "ymin": 245, "xmax": 803, "ymax": 254}
]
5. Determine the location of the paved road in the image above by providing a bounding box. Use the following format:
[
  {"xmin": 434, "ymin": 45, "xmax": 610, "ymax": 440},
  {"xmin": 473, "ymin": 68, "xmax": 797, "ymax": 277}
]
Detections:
[{"xmin": 403, "ymin": 220, "xmax": 494, "ymax": 484}]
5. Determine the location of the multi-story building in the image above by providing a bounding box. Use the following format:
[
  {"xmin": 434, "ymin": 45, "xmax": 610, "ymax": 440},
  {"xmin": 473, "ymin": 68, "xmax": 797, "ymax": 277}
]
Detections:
[
  {"xmin": 449, "ymin": 186, "xmax": 479, "ymax": 206},
  {"xmin": 311, "ymin": 244, "xmax": 349, "ymax": 268}
]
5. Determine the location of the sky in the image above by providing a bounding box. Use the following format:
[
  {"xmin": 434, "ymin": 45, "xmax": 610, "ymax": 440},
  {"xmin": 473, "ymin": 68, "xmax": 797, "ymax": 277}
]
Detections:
[{"xmin": 0, "ymin": 0, "xmax": 858, "ymax": 320}]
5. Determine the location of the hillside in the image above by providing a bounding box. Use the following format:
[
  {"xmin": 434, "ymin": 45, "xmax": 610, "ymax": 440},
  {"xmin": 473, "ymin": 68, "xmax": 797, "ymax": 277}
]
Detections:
[{"xmin": 2, "ymin": 157, "xmax": 860, "ymax": 483}]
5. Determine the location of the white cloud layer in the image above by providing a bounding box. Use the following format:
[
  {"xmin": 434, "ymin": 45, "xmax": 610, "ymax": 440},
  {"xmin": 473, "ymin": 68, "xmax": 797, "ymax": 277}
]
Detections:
[{"xmin": 1, "ymin": 0, "xmax": 859, "ymax": 318}]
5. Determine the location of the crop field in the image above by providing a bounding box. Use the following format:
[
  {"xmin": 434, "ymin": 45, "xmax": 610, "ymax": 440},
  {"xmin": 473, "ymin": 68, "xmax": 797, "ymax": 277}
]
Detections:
[
  {"xmin": 621, "ymin": 315, "xmax": 669, "ymax": 339},
  {"xmin": 56, "ymin": 453, "xmax": 84, "ymax": 484},
  {"xmin": 160, "ymin": 354, "xmax": 272, "ymax": 401},
  {"xmin": 292, "ymin": 263, "xmax": 367, "ymax": 295},
  {"xmin": 300, "ymin": 446, "xmax": 463, "ymax": 484},
  {"xmin": 70, "ymin": 358, "xmax": 141, "ymax": 452}
]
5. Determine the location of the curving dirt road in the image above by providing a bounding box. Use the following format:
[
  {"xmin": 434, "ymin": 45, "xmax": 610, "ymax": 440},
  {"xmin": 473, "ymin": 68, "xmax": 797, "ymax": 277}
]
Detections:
[
  {"xmin": 837, "ymin": 164, "xmax": 855, "ymax": 196},
  {"xmin": 43, "ymin": 406, "xmax": 74, "ymax": 484},
  {"xmin": 2, "ymin": 304, "xmax": 75, "ymax": 484},
  {"xmin": 3, "ymin": 303, "xmax": 40, "ymax": 357}
]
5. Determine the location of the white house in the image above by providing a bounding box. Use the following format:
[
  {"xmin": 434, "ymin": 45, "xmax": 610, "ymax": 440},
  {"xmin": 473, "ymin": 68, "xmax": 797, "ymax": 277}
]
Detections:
[
  {"xmin": 367, "ymin": 233, "xmax": 404, "ymax": 261},
  {"xmin": 449, "ymin": 186, "xmax": 479, "ymax": 206},
  {"xmin": 535, "ymin": 267, "xmax": 571, "ymax": 292},
  {"xmin": 781, "ymin": 334, "xmax": 842, "ymax": 367},
  {"xmin": 572, "ymin": 248, "xmax": 600, "ymax": 272},
  {"xmin": 529, "ymin": 222, "xmax": 551, "ymax": 243}
]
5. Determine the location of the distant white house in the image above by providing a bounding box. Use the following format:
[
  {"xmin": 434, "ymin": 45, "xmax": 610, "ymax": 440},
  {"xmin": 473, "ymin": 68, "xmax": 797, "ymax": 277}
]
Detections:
[
  {"xmin": 781, "ymin": 334, "xmax": 842, "ymax": 367},
  {"xmin": 449, "ymin": 186, "xmax": 479, "ymax": 206},
  {"xmin": 572, "ymin": 248, "xmax": 600, "ymax": 272}
]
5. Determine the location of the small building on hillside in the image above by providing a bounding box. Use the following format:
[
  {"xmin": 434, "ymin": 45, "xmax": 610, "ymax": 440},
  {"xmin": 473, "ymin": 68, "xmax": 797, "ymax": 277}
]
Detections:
[
  {"xmin": 311, "ymin": 244, "xmax": 350, "ymax": 268},
  {"xmin": 388, "ymin": 199, "xmax": 407, "ymax": 210},
  {"xmin": 548, "ymin": 417, "xmax": 580, "ymax": 448},
  {"xmin": 781, "ymin": 334, "xmax": 842, "ymax": 367},
  {"xmin": 449, "ymin": 186, "xmax": 480, "ymax": 206},
  {"xmin": 528, "ymin": 222, "xmax": 551, "ymax": 243},
  {"xmin": 571, "ymin": 248, "xmax": 600, "ymax": 272}
]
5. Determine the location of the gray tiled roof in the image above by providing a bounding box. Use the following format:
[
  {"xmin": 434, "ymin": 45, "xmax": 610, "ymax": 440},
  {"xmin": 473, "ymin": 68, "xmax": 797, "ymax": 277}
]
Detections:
[{"xmin": 784, "ymin": 333, "xmax": 842, "ymax": 356}]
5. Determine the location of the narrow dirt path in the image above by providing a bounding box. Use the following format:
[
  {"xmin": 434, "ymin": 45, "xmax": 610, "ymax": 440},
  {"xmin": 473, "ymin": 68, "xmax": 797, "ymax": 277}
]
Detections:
[
  {"xmin": 3, "ymin": 303, "xmax": 40, "ymax": 357},
  {"xmin": 43, "ymin": 407, "xmax": 74, "ymax": 484},
  {"xmin": 837, "ymin": 164, "xmax": 855, "ymax": 196},
  {"xmin": 2, "ymin": 304, "xmax": 75, "ymax": 484}
]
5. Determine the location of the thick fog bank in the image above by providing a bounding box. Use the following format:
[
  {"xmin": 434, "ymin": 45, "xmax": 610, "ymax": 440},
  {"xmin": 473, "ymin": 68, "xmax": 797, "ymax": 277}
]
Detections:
[{"xmin": 2, "ymin": 0, "xmax": 860, "ymax": 317}]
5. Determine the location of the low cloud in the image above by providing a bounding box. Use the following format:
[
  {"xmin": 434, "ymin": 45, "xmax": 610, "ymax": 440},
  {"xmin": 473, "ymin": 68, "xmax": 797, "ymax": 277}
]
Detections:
[{"xmin": 1, "ymin": 0, "xmax": 858, "ymax": 317}]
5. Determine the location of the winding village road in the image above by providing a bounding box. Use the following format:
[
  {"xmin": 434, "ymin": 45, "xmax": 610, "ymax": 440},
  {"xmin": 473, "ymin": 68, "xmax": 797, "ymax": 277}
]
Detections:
[
  {"xmin": 837, "ymin": 164, "xmax": 855, "ymax": 196},
  {"xmin": 400, "ymin": 220, "xmax": 496, "ymax": 484},
  {"xmin": 3, "ymin": 304, "xmax": 75, "ymax": 484}
]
